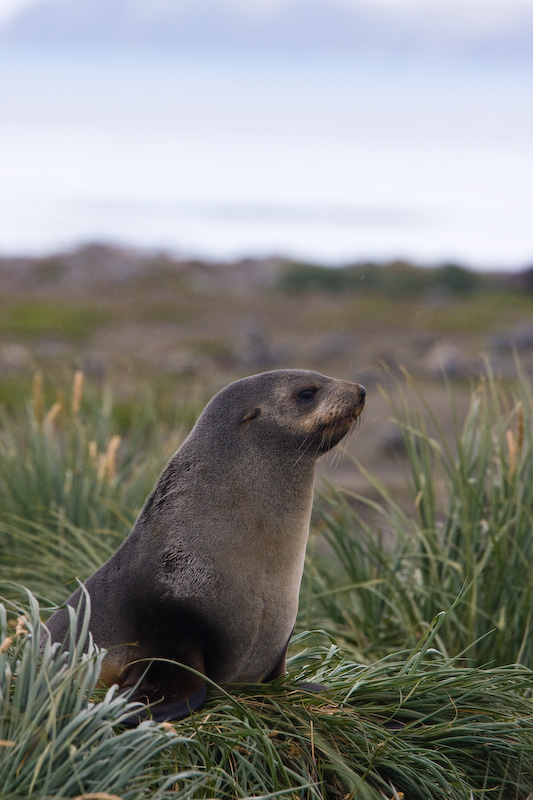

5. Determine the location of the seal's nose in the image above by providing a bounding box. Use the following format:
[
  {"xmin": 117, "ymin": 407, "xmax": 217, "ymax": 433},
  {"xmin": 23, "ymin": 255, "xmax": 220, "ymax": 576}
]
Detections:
[{"xmin": 359, "ymin": 385, "xmax": 367, "ymax": 401}]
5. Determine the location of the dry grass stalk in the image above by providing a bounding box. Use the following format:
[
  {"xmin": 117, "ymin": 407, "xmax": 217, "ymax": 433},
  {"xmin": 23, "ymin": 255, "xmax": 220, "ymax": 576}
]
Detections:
[
  {"xmin": 72, "ymin": 369, "xmax": 84, "ymax": 415},
  {"xmin": 89, "ymin": 440, "xmax": 98, "ymax": 465},
  {"xmin": 0, "ymin": 615, "xmax": 29, "ymax": 654},
  {"xmin": 72, "ymin": 794, "xmax": 125, "ymax": 800},
  {"xmin": 507, "ymin": 401, "xmax": 525, "ymax": 474},
  {"xmin": 31, "ymin": 371, "xmax": 44, "ymax": 423},
  {"xmin": 516, "ymin": 401, "xmax": 524, "ymax": 454},
  {"xmin": 14, "ymin": 615, "xmax": 28, "ymax": 636},
  {"xmin": 507, "ymin": 429, "xmax": 517, "ymax": 475},
  {"xmin": 97, "ymin": 435, "xmax": 121, "ymax": 484},
  {"xmin": 44, "ymin": 399, "xmax": 62, "ymax": 428}
]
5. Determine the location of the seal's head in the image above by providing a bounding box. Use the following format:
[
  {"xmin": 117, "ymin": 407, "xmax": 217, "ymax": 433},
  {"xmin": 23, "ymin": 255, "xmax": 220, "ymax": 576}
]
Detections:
[{"xmin": 197, "ymin": 369, "xmax": 365, "ymax": 463}]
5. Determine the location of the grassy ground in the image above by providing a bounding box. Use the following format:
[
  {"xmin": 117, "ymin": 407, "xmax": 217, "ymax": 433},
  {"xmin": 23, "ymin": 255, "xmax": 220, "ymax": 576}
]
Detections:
[{"xmin": 1, "ymin": 358, "xmax": 533, "ymax": 798}]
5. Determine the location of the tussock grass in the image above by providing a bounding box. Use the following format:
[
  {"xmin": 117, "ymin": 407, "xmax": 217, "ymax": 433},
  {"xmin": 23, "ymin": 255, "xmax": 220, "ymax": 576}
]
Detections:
[
  {"xmin": 0, "ymin": 371, "xmax": 181, "ymax": 601},
  {"xmin": 0, "ymin": 370, "xmax": 170, "ymax": 527},
  {"xmin": 305, "ymin": 359, "xmax": 533, "ymax": 669},
  {"xmin": 0, "ymin": 593, "xmax": 192, "ymax": 799},
  {"xmin": 166, "ymin": 630, "xmax": 533, "ymax": 799},
  {"xmin": 1, "ymin": 361, "xmax": 533, "ymax": 797},
  {"xmin": 2, "ymin": 600, "xmax": 533, "ymax": 799}
]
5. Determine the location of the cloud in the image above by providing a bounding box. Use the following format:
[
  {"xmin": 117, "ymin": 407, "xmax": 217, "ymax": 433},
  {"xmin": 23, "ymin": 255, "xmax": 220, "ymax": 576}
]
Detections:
[
  {"xmin": 2, "ymin": 0, "xmax": 533, "ymax": 56},
  {"xmin": 0, "ymin": 0, "xmax": 48, "ymax": 26}
]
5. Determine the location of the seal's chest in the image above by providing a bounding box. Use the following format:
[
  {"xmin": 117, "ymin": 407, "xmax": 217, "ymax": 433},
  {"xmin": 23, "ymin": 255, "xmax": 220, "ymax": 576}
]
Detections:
[{"xmin": 207, "ymin": 579, "xmax": 298, "ymax": 683}]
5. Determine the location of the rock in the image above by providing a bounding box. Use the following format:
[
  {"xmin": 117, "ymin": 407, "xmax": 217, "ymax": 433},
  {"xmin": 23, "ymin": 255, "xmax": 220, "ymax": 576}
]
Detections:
[
  {"xmin": 423, "ymin": 342, "xmax": 462, "ymax": 377},
  {"xmin": 0, "ymin": 343, "xmax": 32, "ymax": 373},
  {"xmin": 380, "ymin": 422, "xmax": 407, "ymax": 457},
  {"xmin": 490, "ymin": 323, "xmax": 533, "ymax": 353}
]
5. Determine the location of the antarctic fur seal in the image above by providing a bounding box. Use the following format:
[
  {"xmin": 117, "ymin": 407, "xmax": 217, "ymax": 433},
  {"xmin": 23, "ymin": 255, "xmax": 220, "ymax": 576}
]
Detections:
[{"xmin": 42, "ymin": 369, "xmax": 366, "ymax": 721}]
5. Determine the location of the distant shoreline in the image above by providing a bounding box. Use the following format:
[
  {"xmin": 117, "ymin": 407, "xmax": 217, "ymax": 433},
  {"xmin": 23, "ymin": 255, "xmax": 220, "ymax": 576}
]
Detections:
[{"xmin": 1, "ymin": 241, "xmax": 532, "ymax": 280}]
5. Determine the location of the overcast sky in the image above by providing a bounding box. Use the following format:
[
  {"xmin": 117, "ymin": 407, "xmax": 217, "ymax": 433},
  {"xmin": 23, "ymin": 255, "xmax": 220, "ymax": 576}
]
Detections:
[
  {"xmin": 1, "ymin": 0, "xmax": 532, "ymax": 265},
  {"xmin": 2, "ymin": 0, "xmax": 533, "ymax": 57}
]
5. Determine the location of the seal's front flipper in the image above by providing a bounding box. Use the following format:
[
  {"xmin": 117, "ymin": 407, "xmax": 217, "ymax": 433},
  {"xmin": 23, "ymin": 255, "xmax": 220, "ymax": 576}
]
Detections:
[
  {"xmin": 293, "ymin": 681, "xmax": 326, "ymax": 693},
  {"xmin": 151, "ymin": 680, "xmax": 207, "ymax": 722},
  {"xmin": 138, "ymin": 661, "xmax": 208, "ymax": 722},
  {"xmin": 118, "ymin": 659, "xmax": 208, "ymax": 724},
  {"xmin": 263, "ymin": 639, "xmax": 290, "ymax": 681},
  {"xmin": 117, "ymin": 619, "xmax": 208, "ymax": 725}
]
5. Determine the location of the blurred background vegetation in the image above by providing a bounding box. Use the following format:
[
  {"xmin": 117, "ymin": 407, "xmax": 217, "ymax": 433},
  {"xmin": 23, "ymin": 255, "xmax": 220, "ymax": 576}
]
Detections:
[{"xmin": 1, "ymin": 246, "xmax": 532, "ymax": 498}]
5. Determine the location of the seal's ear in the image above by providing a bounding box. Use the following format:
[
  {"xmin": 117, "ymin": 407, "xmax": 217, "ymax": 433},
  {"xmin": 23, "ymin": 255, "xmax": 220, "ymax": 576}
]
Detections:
[{"xmin": 240, "ymin": 407, "xmax": 261, "ymax": 424}]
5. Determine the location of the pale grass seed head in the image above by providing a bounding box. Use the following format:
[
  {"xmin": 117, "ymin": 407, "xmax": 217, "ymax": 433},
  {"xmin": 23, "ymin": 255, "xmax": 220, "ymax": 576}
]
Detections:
[
  {"xmin": 97, "ymin": 435, "xmax": 121, "ymax": 484},
  {"xmin": 44, "ymin": 399, "xmax": 62, "ymax": 428},
  {"xmin": 31, "ymin": 370, "xmax": 44, "ymax": 422},
  {"xmin": 71, "ymin": 369, "xmax": 85, "ymax": 415}
]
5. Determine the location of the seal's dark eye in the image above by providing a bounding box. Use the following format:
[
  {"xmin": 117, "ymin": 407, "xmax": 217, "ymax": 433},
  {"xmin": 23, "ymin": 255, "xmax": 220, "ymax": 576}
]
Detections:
[{"xmin": 297, "ymin": 388, "xmax": 318, "ymax": 402}]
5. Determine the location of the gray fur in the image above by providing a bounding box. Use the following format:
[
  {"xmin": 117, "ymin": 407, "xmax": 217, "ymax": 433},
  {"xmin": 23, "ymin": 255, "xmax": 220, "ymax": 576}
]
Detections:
[{"xmin": 42, "ymin": 369, "xmax": 365, "ymax": 711}]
